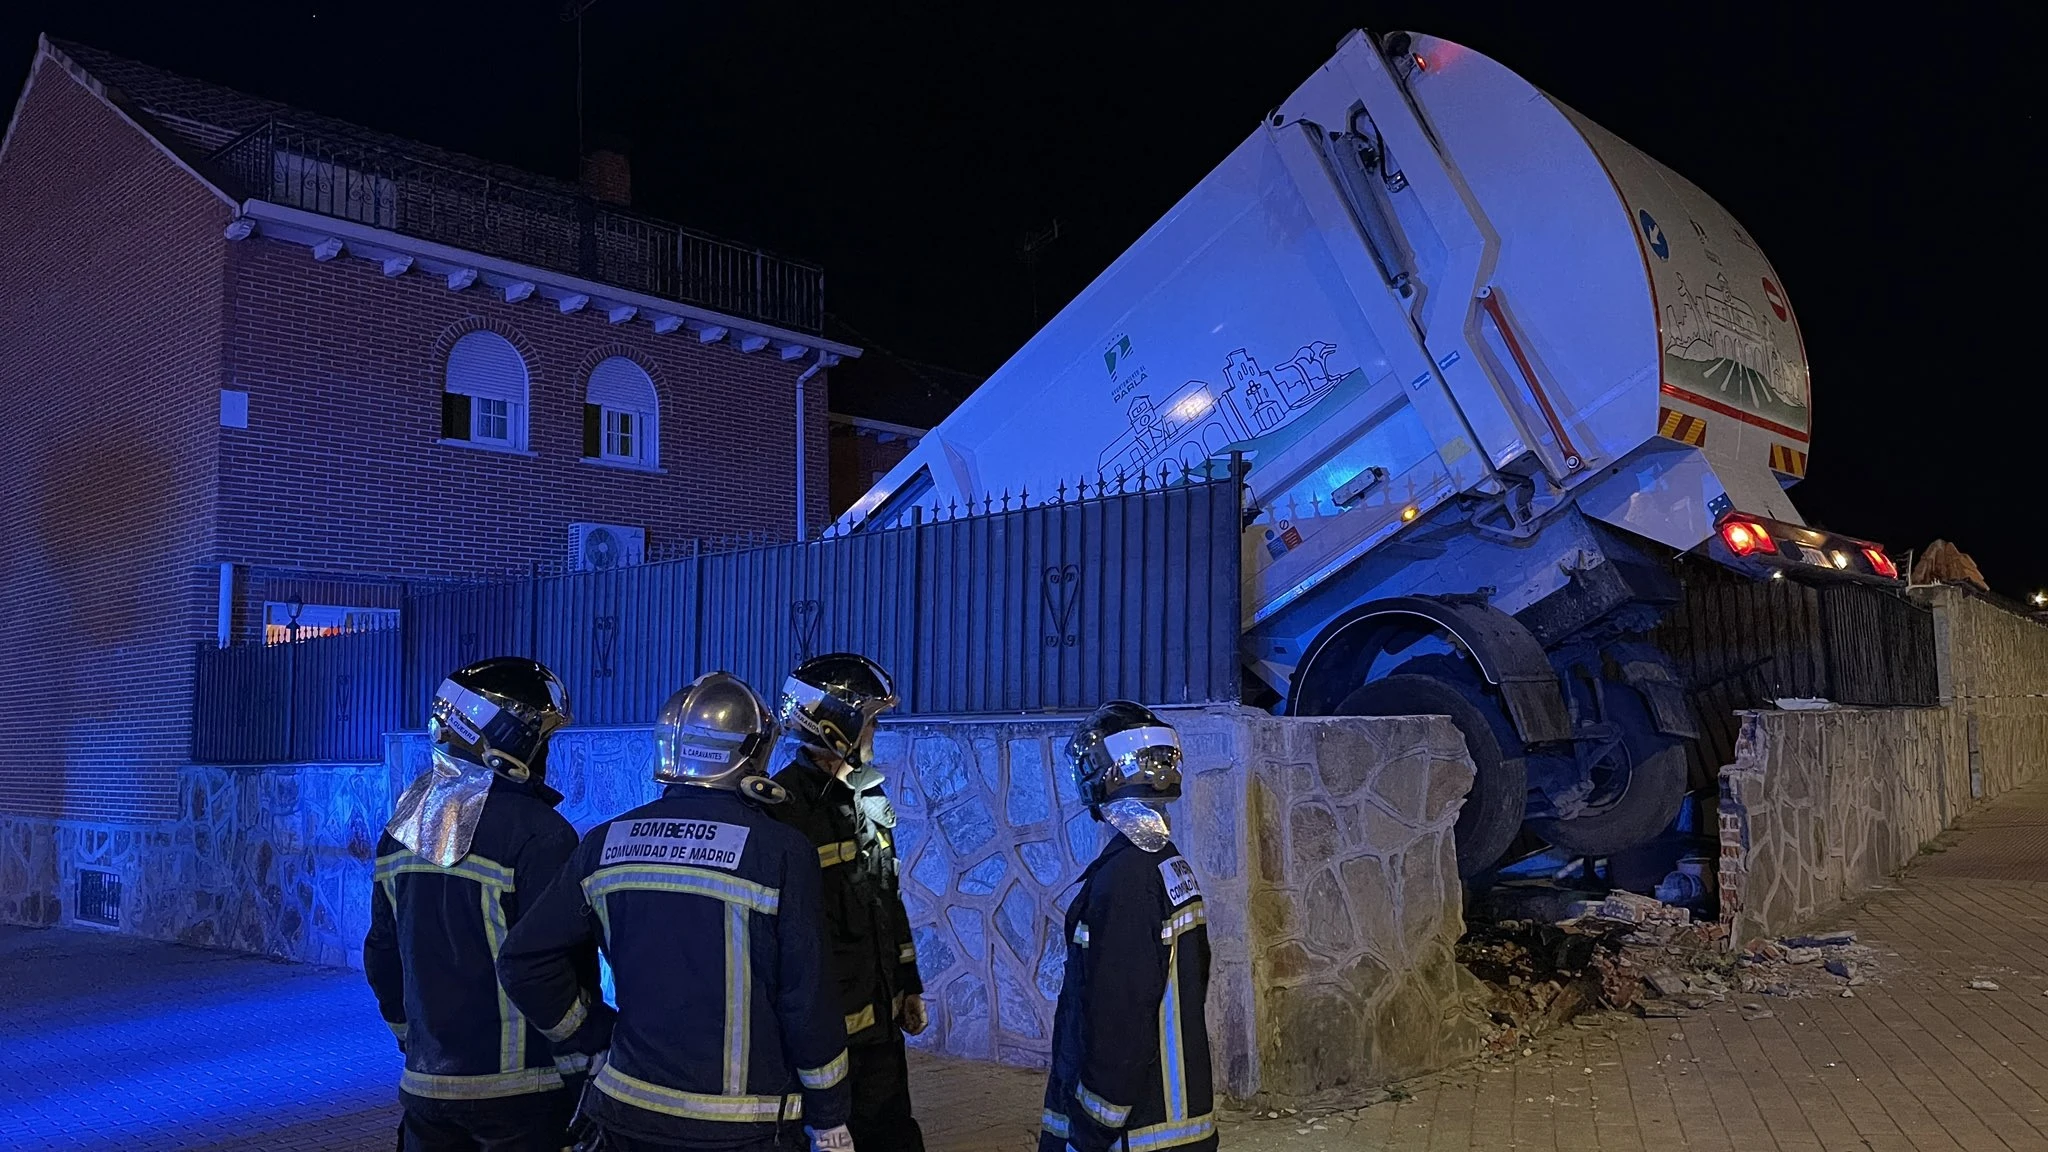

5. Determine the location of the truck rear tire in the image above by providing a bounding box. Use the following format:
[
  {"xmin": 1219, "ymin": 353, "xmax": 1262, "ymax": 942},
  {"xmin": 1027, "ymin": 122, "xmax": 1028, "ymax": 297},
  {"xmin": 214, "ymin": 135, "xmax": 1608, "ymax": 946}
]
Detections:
[
  {"xmin": 1525, "ymin": 683, "xmax": 1688, "ymax": 858},
  {"xmin": 1335, "ymin": 665, "xmax": 1527, "ymax": 879}
]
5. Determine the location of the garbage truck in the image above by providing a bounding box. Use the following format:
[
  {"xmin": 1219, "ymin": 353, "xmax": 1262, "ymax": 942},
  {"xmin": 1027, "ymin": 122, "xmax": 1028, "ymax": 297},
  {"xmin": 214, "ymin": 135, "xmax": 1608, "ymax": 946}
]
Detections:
[{"xmin": 833, "ymin": 29, "xmax": 1901, "ymax": 879}]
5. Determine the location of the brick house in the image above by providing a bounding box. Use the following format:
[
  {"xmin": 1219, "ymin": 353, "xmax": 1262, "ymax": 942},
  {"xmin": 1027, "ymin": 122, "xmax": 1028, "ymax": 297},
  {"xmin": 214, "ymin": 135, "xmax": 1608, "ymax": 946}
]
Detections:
[
  {"xmin": 0, "ymin": 36, "xmax": 858, "ymax": 822},
  {"xmin": 826, "ymin": 352, "xmax": 977, "ymax": 517}
]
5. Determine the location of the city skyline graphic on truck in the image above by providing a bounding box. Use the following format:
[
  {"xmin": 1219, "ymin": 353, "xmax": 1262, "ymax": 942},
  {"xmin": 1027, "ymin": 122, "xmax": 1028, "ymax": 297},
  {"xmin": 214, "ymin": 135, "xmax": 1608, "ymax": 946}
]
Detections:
[
  {"xmin": 1098, "ymin": 338, "xmax": 1352, "ymax": 477},
  {"xmin": 1660, "ymin": 269, "xmax": 1809, "ymax": 431}
]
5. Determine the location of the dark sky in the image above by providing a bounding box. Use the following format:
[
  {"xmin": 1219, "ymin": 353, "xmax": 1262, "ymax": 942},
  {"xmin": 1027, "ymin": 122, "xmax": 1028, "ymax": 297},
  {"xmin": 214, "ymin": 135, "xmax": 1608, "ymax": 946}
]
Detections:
[{"xmin": 2, "ymin": 2, "xmax": 2034, "ymax": 590}]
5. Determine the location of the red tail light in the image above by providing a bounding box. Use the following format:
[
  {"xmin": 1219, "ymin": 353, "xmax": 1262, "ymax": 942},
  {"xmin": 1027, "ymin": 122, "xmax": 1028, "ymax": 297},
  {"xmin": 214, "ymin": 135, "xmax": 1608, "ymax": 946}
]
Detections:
[
  {"xmin": 1863, "ymin": 547, "xmax": 1898, "ymax": 580},
  {"xmin": 1720, "ymin": 518, "xmax": 1777, "ymax": 557}
]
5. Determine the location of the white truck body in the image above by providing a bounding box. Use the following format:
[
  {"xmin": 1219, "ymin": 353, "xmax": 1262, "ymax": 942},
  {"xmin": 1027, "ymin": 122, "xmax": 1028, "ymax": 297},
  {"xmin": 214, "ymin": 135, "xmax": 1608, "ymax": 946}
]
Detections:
[
  {"xmin": 836, "ymin": 29, "xmax": 1872, "ymax": 873},
  {"xmin": 839, "ymin": 29, "xmax": 1810, "ymax": 628}
]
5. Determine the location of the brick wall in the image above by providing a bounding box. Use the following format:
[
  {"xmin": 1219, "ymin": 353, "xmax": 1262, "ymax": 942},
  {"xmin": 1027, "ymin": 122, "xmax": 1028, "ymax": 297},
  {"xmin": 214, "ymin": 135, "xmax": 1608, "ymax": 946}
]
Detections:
[
  {"xmin": 216, "ymin": 235, "xmax": 832, "ymax": 632},
  {"xmin": 828, "ymin": 422, "xmax": 918, "ymax": 518},
  {"xmin": 0, "ymin": 56, "xmax": 233, "ymax": 820}
]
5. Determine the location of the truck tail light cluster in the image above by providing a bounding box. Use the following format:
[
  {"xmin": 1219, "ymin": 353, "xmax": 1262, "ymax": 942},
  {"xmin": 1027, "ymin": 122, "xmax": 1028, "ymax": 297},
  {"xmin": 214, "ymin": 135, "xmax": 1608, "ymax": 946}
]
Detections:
[
  {"xmin": 1714, "ymin": 511, "xmax": 1900, "ymax": 582},
  {"xmin": 1720, "ymin": 518, "xmax": 1777, "ymax": 557}
]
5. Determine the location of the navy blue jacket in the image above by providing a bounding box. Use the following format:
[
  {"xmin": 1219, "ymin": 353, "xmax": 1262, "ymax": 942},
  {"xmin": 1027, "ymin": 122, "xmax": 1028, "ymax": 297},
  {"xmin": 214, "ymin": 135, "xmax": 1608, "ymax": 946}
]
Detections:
[
  {"xmin": 363, "ymin": 775, "xmax": 603, "ymax": 1102},
  {"xmin": 1039, "ymin": 833, "xmax": 1216, "ymax": 1152},
  {"xmin": 497, "ymin": 784, "xmax": 852, "ymax": 1145},
  {"xmin": 772, "ymin": 749, "xmax": 923, "ymax": 1044}
]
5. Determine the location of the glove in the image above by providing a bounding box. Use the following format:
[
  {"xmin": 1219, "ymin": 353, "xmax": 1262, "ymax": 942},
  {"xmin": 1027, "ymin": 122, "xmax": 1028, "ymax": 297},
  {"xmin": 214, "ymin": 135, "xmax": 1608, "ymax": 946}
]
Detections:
[
  {"xmin": 899, "ymin": 993, "xmax": 929, "ymax": 1036},
  {"xmin": 806, "ymin": 1124, "xmax": 855, "ymax": 1151}
]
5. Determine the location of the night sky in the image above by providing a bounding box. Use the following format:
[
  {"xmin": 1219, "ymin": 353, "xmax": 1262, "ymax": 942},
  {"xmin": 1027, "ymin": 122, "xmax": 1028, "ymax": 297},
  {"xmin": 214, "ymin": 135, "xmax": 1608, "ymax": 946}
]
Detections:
[{"xmin": 2, "ymin": 2, "xmax": 2032, "ymax": 590}]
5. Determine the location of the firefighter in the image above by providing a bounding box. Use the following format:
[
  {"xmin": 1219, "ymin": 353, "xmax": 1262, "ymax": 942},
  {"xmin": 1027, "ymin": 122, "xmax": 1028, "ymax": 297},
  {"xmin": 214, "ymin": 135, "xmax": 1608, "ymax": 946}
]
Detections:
[
  {"xmin": 770, "ymin": 653, "xmax": 927, "ymax": 1152},
  {"xmin": 497, "ymin": 671, "xmax": 854, "ymax": 1152},
  {"xmin": 364, "ymin": 656, "xmax": 604, "ymax": 1152},
  {"xmin": 1039, "ymin": 702, "xmax": 1216, "ymax": 1152}
]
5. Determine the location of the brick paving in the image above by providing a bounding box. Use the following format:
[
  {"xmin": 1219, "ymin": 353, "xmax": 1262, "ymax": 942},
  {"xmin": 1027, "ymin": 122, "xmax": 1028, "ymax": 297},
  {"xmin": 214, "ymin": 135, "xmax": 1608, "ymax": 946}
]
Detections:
[{"xmin": 5, "ymin": 780, "xmax": 2048, "ymax": 1150}]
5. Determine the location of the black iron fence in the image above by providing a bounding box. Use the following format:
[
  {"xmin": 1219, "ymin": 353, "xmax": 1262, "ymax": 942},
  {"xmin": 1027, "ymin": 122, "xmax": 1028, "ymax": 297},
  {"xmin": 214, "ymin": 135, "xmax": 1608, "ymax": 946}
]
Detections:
[
  {"xmin": 1655, "ymin": 557, "xmax": 1940, "ymax": 781},
  {"xmin": 193, "ymin": 477, "xmax": 1243, "ymax": 761},
  {"xmin": 192, "ymin": 627, "xmax": 402, "ymax": 763},
  {"xmin": 212, "ymin": 120, "xmax": 826, "ymax": 334}
]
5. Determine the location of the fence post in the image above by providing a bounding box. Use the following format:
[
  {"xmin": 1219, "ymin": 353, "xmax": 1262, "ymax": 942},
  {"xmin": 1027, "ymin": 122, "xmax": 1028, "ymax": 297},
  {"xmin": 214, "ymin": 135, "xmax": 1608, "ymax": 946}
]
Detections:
[
  {"xmin": 530, "ymin": 561, "xmax": 542, "ymax": 660},
  {"xmin": 285, "ymin": 637, "xmax": 299, "ymax": 763},
  {"xmin": 909, "ymin": 504, "xmax": 925, "ymax": 713}
]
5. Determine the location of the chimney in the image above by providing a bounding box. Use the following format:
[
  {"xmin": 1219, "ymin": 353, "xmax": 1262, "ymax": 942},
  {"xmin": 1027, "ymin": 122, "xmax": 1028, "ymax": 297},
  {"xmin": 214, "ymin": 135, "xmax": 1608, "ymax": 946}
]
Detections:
[{"xmin": 580, "ymin": 148, "xmax": 631, "ymax": 207}]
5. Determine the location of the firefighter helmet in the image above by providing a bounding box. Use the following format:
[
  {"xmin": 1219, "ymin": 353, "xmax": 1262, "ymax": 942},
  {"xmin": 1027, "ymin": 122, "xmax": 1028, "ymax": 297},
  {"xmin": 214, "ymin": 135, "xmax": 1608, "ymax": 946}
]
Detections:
[
  {"xmin": 427, "ymin": 657, "xmax": 573, "ymax": 784},
  {"xmin": 654, "ymin": 671, "xmax": 778, "ymax": 791},
  {"xmin": 1067, "ymin": 701, "xmax": 1183, "ymax": 808},
  {"xmin": 777, "ymin": 652, "xmax": 898, "ymax": 766}
]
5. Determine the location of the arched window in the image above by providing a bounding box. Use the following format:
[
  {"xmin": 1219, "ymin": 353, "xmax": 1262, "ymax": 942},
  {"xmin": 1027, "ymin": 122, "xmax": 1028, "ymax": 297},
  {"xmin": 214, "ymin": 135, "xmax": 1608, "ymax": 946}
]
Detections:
[
  {"xmin": 442, "ymin": 331, "xmax": 530, "ymax": 450},
  {"xmin": 583, "ymin": 356, "xmax": 659, "ymax": 467}
]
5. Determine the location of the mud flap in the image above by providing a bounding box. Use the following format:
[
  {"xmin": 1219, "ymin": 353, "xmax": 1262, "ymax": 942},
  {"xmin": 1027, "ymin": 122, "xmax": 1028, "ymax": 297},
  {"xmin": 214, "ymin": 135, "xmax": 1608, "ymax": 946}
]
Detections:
[{"xmin": 1609, "ymin": 642, "xmax": 1698, "ymax": 739}]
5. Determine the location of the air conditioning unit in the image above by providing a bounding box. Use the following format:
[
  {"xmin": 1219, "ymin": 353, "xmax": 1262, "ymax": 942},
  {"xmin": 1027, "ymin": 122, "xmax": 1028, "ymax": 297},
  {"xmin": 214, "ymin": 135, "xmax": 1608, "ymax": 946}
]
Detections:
[{"xmin": 567, "ymin": 522, "xmax": 646, "ymax": 572}]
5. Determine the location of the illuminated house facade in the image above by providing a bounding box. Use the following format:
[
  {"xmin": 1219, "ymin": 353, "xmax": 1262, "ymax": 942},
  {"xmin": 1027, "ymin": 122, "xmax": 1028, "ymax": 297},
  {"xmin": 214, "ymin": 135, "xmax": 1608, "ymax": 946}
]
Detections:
[{"xmin": 0, "ymin": 36, "xmax": 858, "ymax": 822}]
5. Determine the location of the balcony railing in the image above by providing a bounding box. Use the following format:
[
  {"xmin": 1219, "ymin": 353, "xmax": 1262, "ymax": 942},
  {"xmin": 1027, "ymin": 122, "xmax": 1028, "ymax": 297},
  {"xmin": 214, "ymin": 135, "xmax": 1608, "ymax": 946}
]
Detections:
[{"xmin": 213, "ymin": 120, "xmax": 825, "ymax": 334}]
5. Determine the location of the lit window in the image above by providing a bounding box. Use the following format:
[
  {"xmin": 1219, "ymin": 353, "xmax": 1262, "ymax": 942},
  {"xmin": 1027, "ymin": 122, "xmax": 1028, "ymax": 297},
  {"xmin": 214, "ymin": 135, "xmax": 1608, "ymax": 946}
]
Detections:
[
  {"xmin": 442, "ymin": 331, "xmax": 530, "ymax": 451},
  {"xmin": 262, "ymin": 602, "xmax": 399, "ymax": 645},
  {"xmin": 583, "ymin": 356, "xmax": 659, "ymax": 467}
]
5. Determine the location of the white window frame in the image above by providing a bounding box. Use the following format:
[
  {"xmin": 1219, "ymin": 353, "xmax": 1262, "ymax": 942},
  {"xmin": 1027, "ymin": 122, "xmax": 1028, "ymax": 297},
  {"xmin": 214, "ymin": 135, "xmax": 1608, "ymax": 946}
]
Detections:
[
  {"xmin": 584, "ymin": 357, "xmax": 660, "ymax": 470},
  {"xmin": 442, "ymin": 331, "xmax": 532, "ymax": 454},
  {"xmin": 473, "ymin": 396, "xmax": 516, "ymax": 446}
]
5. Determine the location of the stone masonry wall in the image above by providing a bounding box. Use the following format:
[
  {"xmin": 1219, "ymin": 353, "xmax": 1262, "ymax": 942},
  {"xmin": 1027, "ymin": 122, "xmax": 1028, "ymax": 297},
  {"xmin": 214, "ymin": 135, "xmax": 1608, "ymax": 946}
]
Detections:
[
  {"xmin": 0, "ymin": 727, "xmax": 666, "ymax": 966},
  {"xmin": 1242, "ymin": 715, "xmax": 1487, "ymax": 1097},
  {"xmin": 1718, "ymin": 586, "xmax": 2048, "ymax": 942},
  {"xmin": 876, "ymin": 707, "xmax": 1486, "ymax": 1101},
  {"xmin": 0, "ymin": 709, "xmax": 1484, "ymax": 1102}
]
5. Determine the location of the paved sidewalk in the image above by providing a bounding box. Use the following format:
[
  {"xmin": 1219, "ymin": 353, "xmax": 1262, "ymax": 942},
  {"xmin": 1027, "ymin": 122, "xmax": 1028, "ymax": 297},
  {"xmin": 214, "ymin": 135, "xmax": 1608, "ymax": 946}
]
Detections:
[{"xmin": 4, "ymin": 779, "xmax": 2047, "ymax": 1150}]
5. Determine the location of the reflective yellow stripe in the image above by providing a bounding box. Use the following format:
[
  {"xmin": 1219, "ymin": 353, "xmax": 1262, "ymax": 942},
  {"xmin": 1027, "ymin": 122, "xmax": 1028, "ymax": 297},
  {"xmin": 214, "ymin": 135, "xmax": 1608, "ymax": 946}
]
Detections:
[
  {"xmin": 844, "ymin": 1003, "xmax": 876, "ymax": 1034},
  {"xmin": 724, "ymin": 902, "xmax": 750, "ymax": 1095},
  {"xmin": 817, "ymin": 840, "xmax": 859, "ymax": 868},
  {"xmin": 1041, "ymin": 1109, "xmax": 1071, "ymax": 1139},
  {"xmin": 400, "ymin": 1066, "xmax": 563, "ymax": 1100},
  {"xmin": 1124, "ymin": 1114, "xmax": 1217, "ymax": 1150},
  {"xmin": 1160, "ymin": 901, "xmax": 1206, "ymax": 943},
  {"xmin": 542, "ymin": 996, "xmax": 588, "ymax": 1044},
  {"xmin": 480, "ymin": 873, "xmax": 521, "ymax": 1072},
  {"xmin": 1161, "ymin": 937, "xmax": 1187, "ymax": 1120},
  {"xmin": 593, "ymin": 1061, "xmax": 801, "ymax": 1122},
  {"xmin": 373, "ymin": 849, "xmax": 527, "ymax": 1073},
  {"xmin": 798, "ymin": 1049, "xmax": 849, "ymax": 1090},
  {"xmin": 1072, "ymin": 923, "xmax": 1090, "ymax": 948},
  {"xmin": 898, "ymin": 942, "xmax": 917, "ymax": 964},
  {"xmin": 584, "ymin": 864, "xmax": 781, "ymax": 916},
  {"xmin": 1076, "ymin": 1082, "xmax": 1131, "ymax": 1128},
  {"xmin": 377, "ymin": 850, "xmax": 515, "ymax": 892}
]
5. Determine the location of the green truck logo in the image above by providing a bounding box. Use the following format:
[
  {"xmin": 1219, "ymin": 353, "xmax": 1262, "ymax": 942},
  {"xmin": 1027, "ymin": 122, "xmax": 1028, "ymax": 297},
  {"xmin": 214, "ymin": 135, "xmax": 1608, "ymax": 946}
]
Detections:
[{"xmin": 1104, "ymin": 335, "xmax": 1133, "ymax": 378}]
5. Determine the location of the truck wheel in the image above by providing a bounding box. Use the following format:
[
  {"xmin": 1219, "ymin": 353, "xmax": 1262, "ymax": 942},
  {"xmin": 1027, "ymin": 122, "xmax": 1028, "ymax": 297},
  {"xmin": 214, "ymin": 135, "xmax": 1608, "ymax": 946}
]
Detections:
[
  {"xmin": 1335, "ymin": 664, "xmax": 1527, "ymax": 879},
  {"xmin": 1525, "ymin": 683, "xmax": 1687, "ymax": 858}
]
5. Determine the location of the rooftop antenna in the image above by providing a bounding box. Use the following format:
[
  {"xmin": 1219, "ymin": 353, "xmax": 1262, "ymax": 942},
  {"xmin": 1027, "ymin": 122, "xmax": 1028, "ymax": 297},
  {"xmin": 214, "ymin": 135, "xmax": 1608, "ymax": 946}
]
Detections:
[
  {"xmin": 1017, "ymin": 219, "xmax": 1061, "ymax": 324},
  {"xmin": 561, "ymin": 0, "xmax": 604, "ymax": 157}
]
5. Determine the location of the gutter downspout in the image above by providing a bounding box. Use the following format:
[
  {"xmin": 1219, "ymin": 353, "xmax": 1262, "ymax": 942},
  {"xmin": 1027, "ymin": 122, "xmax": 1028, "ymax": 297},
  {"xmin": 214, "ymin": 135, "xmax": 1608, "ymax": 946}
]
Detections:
[{"xmin": 793, "ymin": 350, "xmax": 834, "ymax": 539}]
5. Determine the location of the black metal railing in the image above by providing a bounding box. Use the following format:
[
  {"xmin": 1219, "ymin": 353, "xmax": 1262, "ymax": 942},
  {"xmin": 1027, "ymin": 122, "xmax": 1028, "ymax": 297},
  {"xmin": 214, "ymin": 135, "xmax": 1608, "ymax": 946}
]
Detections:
[
  {"xmin": 1654, "ymin": 557, "xmax": 1941, "ymax": 782},
  {"xmin": 212, "ymin": 120, "xmax": 826, "ymax": 334},
  {"xmin": 193, "ymin": 626, "xmax": 403, "ymax": 763},
  {"xmin": 191, "ymin": 474, "xmax": 1244, "ymax": 762}
]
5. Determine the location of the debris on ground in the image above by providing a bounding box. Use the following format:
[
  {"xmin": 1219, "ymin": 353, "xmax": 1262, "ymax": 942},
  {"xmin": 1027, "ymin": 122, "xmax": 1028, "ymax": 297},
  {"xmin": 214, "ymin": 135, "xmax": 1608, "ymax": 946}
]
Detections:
[
  {"xmin": 1461, "ymin": 887, "xmax": 1883, "ymax": 1054},
  {"xmin": 1969, "ymin": 979, "xmax": 2001, "ymax": 991},
  {"xmin": 1732, "ymin": 930, "xmax": 1879, "ymax": 998}
]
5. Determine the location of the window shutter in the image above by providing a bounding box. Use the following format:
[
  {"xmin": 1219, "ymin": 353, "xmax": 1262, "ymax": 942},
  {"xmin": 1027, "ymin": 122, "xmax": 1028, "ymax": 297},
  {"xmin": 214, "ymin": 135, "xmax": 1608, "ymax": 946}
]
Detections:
[
  {"xmin": 442, "ymin": 391, "xmax": 471, "ymax": 440},
  {"xmin": 583, "ymin": 404, "xmax": 602, "ymax": 458},
  {"xmin": 445, "ymin": 331, "xmax": 529, "ymax": 402},
  {"xmin": 586, "ymin": 357, "xmax": 657, "ymax": 412}
]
